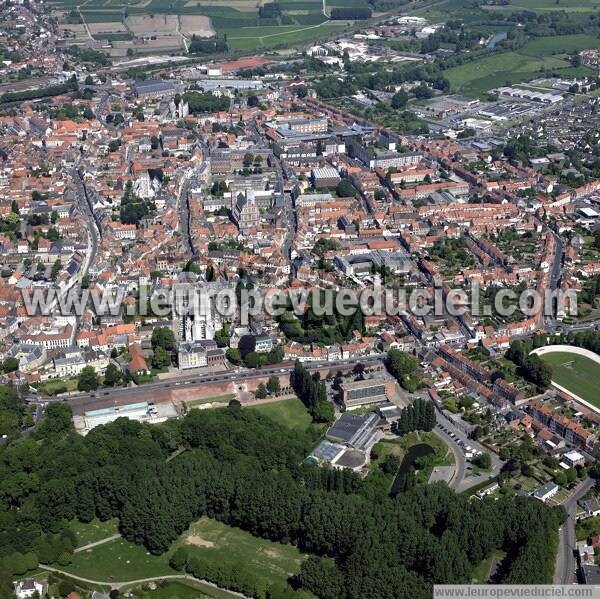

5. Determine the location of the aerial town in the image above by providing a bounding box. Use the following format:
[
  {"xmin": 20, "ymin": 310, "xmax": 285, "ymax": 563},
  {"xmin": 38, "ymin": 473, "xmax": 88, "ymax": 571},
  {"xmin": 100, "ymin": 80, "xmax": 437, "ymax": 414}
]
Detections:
[{"xmin": 1, "ymin": 0, "xmax": 600, "ymax": 597}]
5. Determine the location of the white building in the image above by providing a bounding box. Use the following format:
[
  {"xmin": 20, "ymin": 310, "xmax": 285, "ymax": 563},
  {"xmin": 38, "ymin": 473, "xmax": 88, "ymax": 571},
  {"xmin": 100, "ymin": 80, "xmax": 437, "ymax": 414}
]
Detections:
[{"xmin": 14, "ymin": 579, "xmax": 44, "ymax": 599}]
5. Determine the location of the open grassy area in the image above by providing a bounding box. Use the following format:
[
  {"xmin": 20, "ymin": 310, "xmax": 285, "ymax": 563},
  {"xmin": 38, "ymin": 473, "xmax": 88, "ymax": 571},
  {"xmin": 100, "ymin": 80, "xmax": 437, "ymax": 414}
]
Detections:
[
  {"xmin": 248, "ymin": 398, "xmax": 312, "ymax": 431},
  {"xmin": 519, "ymin": 33, "xmax": 600, "ymax": 57},
  {"xmin": 63, "ymin": 516, "xmax": 306, "ymax": 589},
  {"xmin": 185, "ymin": 394, "xmax": 235, "ymax": 409},
  {"xmin": 444, "ymin": 34, "xmax": 597, "ymax": 96},
  {"xmin": 32, "ymin": 377, "xmax": 78, "ymax": 395},
  {"xmin": 176, "ymin": 517, "xmax": 306, "ymax": 587},
  {"xmin": 128, "ymin": 580, "xmax": 235, "ymax": 599},
  {"xmin": 63, "ymin": 537, "xmax": 177, "ymax": 581},
  {"xmin": 539, "ymin": 351, "xmax": 600, "ymax": 407},
  {"xmin": 69, "ymin": 518, "xmax": 119, "ymax": 548},
  {"xmin": 371, "ymin": 431, "xmax": 454, "ymax": 483}
]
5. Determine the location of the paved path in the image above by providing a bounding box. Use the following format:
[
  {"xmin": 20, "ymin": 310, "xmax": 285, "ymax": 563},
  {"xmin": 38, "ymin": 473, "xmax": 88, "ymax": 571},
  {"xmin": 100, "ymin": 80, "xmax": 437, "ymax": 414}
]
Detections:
[
  {"xmin": 38, "ymin": 566, "xmax": 247, "ymax": 597},
  {"xmin": 74, "ymin": 534, "xmax": 121, "ymax": 553}
]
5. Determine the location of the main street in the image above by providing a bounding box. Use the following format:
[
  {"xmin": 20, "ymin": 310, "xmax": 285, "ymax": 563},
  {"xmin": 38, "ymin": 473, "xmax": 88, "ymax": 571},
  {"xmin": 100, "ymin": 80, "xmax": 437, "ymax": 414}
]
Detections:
[
  {"xmin": 554, "ymin": 477, "xmax": 595, "ymax": 584},
  {"xmin": 26, "ymin": 354, "xmax": 386, "ymax": 407}
]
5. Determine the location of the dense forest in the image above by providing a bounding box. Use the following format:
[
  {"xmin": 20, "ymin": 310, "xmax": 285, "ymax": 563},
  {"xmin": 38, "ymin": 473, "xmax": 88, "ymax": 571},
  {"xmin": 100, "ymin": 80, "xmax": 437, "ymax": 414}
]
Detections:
[{"xmin": 0, "ymin": 394, "xmax": 565, "ymax": 598}]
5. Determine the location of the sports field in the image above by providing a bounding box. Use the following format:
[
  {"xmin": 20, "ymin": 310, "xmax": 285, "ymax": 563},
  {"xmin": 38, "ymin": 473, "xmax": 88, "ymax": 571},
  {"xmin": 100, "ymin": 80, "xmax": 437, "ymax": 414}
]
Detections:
[{"xmin": 539, "ymin": 351, "xmax": 600, "ymax": 407}]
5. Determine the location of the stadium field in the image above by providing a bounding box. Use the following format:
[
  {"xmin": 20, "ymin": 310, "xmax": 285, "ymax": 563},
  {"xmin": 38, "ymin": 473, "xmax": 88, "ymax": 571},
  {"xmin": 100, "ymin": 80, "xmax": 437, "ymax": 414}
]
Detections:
[{"xmin": 539, "ymin": 351, "xmax": 600, "ymax": 407}]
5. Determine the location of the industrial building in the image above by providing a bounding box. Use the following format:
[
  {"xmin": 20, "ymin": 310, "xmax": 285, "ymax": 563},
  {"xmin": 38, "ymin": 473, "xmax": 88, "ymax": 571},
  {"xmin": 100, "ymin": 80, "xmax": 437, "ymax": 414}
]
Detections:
[
  {"xmin": 73, "ymin": 400, "xmax": 179, "ymax": 435},
  {"xmin": 341, "ymin": 377, "xmax": 395, "ymax": 409}
]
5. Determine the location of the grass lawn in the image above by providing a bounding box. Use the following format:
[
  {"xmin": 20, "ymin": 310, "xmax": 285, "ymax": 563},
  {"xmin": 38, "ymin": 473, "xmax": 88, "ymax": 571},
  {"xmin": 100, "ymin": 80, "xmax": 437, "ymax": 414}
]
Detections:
[
  {"xmin": 248, "ymin": 398, "xmax": 312, "ymax": 431},
  {"xmin": 64, "ymin": 516, "xmax": 306, "ymax": 588},
  {"xmin": 63, "ymin": 537, "xmax": 177, "ymax": 582},
  {"xmin": 69, "ymin": 518, "xmax": 119, "ymax": 548},
  {"xmin": 175, "ymin": 517, "xmax": 306, "ymax": 587},
  {"xmin": 127, "ymin": 580, "xmax": 238, "ymax": 598},
  {"xmin": 33, "ymin": 377, "xmax": 78, "ymax": 395},
  {"xmin": 576, "ymin": 515, "xmax": 600, "ymax": 541},
  {"xmin": 538, "ymin": 351, "xmax": 600, "ymax": 407},
  {"xmin": 185, "ymin": 394, "xmax": 235, "ymax": 408},
  {"xmin": 371, "ymin": 432, "xmax": 454, "ymax": 477}
]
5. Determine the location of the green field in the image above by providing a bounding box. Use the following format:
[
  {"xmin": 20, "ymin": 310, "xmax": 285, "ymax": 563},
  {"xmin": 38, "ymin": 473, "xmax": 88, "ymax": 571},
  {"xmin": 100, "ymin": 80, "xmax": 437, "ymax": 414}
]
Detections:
[
  {"xmin": 178, "ymin": 517, "xmax": 306, "ymax": 586},
  {"xmin": 483, "ymin": 0, "xmax": 600, "ymax": 13},
  {"xmin": 69, "ymin": 518, "xmax": 119, "ymax": 548},
  {"xmin": 248, "ymin": 398, "xmax": 313, "ymax": 431},
  {"xmin": 63, "ymin": 517, "xmax": 306, "ymax": 588},
  {"xmin": 129, "ymin": 580, "xmax": 234, "ymax": 598},
  {"xmin": 539, "ymin": 351, "xmax": 600, "ymax": 407},
  {"xmin": 444, "ymin": 34, "xmax": 597, "ymax": 96},
  {"xmin": 63, "ymin": 537, "xmax": 177, "ymax": 581},
  {"xmin": 50, "ymin": 0, "xmax": 348, "ymax": 51}
]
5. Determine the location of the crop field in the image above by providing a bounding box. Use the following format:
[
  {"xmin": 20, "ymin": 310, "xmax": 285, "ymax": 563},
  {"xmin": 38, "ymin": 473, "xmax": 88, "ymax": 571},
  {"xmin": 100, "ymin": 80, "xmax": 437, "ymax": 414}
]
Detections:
[
  {"xmin": 50, "ymin": 0, "xmax": 334, "ymax": 43},
  {"xmin": 538, "ymin": 351, "xmax": 600, "ymax": 407},
  {"xmin": 444, "ymin": 34, "xmax": 597, "ymax": 96},
  {"xmin": 179, "ymin": 14, "xmax": 217, "ymax": 37},
  {"xmin": 87, "ymin": 21, "xmax": 128, "ymax": 34},
  {"xmin": 125, "ymin": 14, "xmax": 178, "ymax": 34},
  {"xmin": 482, "ymin": 0, "xmax": 600, "ymax": 13}
]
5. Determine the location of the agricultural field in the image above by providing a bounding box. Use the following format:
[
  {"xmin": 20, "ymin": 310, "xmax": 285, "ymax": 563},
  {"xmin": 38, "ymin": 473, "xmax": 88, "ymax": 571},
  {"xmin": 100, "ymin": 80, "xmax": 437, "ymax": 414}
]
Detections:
[
  {"xmin": 482, "ymin": 0, "xmax": 600, "ymax": 13},
  {"xmin": 179, "ymin": 15, "xmax": 216, "ymax": 37},
  {"xmin": 444, "ymin": 34, "xmax": 597, "ymax": 96},
  {"xmin": 539, "ymin": 351, "xmax": 600, "ymax": 407},
  {"xmin": 47, "ymin": 0, "xmax": 361, "ymax": 55},
  {"xmin": 125, "ymin": 14, "xmax": 178, "ymax": 35}
]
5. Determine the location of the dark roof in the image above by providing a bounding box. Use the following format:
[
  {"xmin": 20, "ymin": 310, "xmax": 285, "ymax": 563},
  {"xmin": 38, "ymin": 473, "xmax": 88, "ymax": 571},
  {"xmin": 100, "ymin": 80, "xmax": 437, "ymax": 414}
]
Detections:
[
  {"xmin": 327, "ymin": 412, "xmax": 379, "ymax": 450},
  {"xmin": 133, "ymin": 80, "xmax": 175, "ymax": 95}
]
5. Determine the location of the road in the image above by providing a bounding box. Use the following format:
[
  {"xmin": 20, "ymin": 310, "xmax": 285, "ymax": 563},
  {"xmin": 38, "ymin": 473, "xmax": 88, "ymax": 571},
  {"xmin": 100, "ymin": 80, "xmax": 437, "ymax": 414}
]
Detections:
[
  {"xmin": 70, "ymin": 167, "xmax": 100, "ymax": 340},
  {"xmin": 554, "ymin": 477, "xmax": 594, "ymax": 584},
  {"xmin": 177, "ymin": 170, "xmax": 197, "ymax": 256},
  {"xmin": 38, "ymin": 566, "xmax": 246, "ymax": 596},
  {"xmin": 26, "ymin": 354, "xmax": 386, "ymax": 406},
  {"xmin": 434, "ymin": 409, "xmax": 504, "ymax": 492},
  {"xmin": 178, "ymin": 136, "xmax": 208, "ymax": 256}
]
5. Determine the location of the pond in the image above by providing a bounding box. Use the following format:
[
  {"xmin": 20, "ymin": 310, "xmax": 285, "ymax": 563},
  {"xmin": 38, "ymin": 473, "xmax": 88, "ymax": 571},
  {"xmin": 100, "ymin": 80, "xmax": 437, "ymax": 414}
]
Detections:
[{"xmin": 390, "ymin": 443, "xmax": 434, "ymax": 496}]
